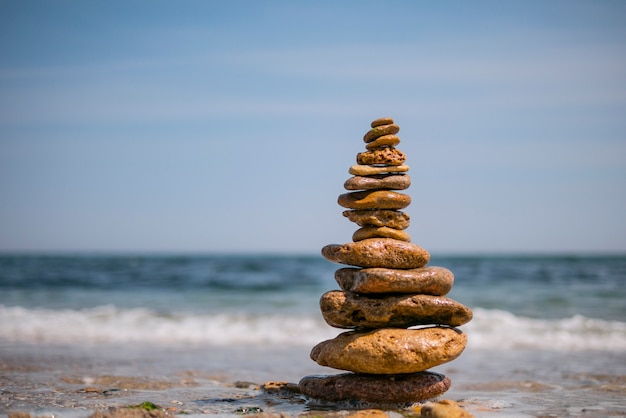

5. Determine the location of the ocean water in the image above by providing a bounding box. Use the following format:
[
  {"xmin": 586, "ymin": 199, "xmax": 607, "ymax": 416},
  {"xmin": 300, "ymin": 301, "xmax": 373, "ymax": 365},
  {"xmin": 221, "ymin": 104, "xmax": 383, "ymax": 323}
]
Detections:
[
  {"xmin": 1, "ymin": 254, "xmax": 624, "ymax": 349},
  {"xmin": 1, "ymin": 253, "xmax": 625, "ymax": 417}
]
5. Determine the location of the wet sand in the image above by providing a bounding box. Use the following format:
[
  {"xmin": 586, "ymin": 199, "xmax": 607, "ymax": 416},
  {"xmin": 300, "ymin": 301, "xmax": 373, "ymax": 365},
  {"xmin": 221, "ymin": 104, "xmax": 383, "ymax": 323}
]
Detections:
[{"xmin": 2, "ymin": 342, "xmax": 625, "ymax": 417}]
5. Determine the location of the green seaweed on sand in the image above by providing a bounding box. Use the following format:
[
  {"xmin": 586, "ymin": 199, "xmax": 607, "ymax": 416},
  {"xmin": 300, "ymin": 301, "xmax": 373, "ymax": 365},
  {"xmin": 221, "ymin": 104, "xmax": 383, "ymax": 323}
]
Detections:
[
  {"xmin": 128, "ymin": 401, "xmax": 161, "ymax": 411},
  {"xmin": 235, "ymin": 406, "xmax": 263, "ymax": 414}
]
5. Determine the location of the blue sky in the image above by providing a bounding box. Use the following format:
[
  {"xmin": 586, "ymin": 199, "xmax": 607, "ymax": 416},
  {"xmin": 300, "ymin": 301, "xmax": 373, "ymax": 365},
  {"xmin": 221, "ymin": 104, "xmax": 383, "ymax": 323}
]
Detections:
[{"xmin": 1, "ymin": 0, "xmax": 625, "ymax": 254}]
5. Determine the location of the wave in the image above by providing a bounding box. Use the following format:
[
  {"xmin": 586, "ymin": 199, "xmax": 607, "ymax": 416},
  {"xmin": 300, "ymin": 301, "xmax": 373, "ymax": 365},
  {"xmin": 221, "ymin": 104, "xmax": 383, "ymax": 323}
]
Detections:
[
  {"xmin": 1, "ymin": 305, "xmax": 625, "ymax": 351},
  {"xmin": 0, "ymin": 304, "xmax": 340, "ymax": 346},
  {"xmin": 464, "ymin": 308, "xmax": 626, "ymax": 350}
]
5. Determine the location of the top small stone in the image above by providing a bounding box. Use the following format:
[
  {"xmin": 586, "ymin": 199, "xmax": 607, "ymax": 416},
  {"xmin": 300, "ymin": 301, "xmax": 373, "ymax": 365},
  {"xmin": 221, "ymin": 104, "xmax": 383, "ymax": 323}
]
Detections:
[{"xmin": 371, "ymin": 117, "xmax": 394, "ymax": 128}]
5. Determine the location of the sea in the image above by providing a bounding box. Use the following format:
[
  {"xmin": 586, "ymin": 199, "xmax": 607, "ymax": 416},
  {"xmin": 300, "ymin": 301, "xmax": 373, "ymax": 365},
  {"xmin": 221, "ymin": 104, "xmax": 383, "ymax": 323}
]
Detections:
[{"xmin": 1, "ymin": 253, "xmax": 625, "ymax": 417}]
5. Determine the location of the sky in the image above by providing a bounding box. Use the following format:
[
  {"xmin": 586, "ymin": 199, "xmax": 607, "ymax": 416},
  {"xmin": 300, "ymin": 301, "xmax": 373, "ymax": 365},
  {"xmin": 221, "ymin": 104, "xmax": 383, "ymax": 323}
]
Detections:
[{"xmin": 0, "ymin": 0, "xmax": 625, "ymax": 254}]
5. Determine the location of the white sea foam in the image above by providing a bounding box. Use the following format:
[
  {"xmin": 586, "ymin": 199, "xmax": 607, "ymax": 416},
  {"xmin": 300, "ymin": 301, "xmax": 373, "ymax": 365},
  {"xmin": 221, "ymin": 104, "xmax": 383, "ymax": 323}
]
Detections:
[
  {"xmin": 0, "ymin": 304, "xmax": 340, "ymax": 346},
  {"xmin": 1, "ymin": 304, "xmax": 625, "ymax": 350},
  {"xmin": 464, "ymin": 307, "xmax": 626, "ymax": 350}
]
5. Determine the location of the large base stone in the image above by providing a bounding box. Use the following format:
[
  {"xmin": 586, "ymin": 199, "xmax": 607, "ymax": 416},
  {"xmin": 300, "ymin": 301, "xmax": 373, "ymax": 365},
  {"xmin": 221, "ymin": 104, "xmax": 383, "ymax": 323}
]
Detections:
[
  {"xmin": 299, "ymin": 372, "xmax": 451, "ymax": 404},
  {"xmin": 310, "ymin": 327, "xmax": 467, "ymax": 374}
]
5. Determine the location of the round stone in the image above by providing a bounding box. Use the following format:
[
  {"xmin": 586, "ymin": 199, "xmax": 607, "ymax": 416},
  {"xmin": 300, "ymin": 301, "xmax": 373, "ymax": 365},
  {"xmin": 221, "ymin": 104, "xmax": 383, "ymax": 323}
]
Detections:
[
  {"xmin": 366, "ymin": 134, "xmax": 400, "ymax": 150},
  {"xmin": 310, "ymin": 327, "xmax": 467, "ymax": 374},
  {"xmin": 335, "ymin": 266, "xmax": 454, "ymax": 295},
  {"xmin": 363, "ymin": 124, "xmax": 400, "ymax": 143},
  {"xmin": 320, "ymin": 290, "xmax": 473, "ymax": 329},
  {"xmin": 371, "ymin": 117, "xmax": 394, "ymax": 128},
  {"xmin": 343, "ymin": 210, "xmax": 410, "ymax": 229},
  {"xmin": 338, "ymin": 190, "xmax": 411, "ymax": 210},
  {"xmin": 353, "ymin": 226, "xmax": 411, "ymax": 242},
  {"xmin": 356, "ymin": 148, "xmax": 406, "ymax": 166},
  {"xmin": 344, "ymin": 174, "xmax": 410, "ymax": 191},
  {"xmin": 349, "ymin": 164, "xmax": 409, "ymax": 176},
  {"xmin": 416, "ymin": 400, "xmax": 474, "ymax": 417},
  {"xmin": 321, "ymin": 238, "xmax": 430, "ymax": 268},
  {"xmin": 299, "ymin": 372, "xmax": 451, "ymax": 404}
]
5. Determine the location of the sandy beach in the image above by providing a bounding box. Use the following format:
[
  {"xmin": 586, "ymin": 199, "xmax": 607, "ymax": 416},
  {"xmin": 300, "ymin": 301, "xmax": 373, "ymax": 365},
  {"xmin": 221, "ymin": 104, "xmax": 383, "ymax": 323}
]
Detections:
[{"xmin": 2, "ymin": 341, "xmax": 626, "ymax": 418}]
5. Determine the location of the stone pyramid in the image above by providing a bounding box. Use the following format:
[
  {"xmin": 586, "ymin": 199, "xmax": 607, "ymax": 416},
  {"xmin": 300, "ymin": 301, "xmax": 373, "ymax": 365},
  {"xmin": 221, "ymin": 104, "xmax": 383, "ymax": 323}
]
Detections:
[{"xmin": 299, "ymin": 117, "xmax": 472, "ymax": 406}]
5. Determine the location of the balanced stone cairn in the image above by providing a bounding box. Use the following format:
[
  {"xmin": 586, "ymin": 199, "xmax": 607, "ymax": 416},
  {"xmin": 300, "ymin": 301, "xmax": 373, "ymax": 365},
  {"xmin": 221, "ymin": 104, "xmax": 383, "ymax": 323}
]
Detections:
[{"xmin": 299, "ymin": 117, "xmax": 473, "ymax": 406}]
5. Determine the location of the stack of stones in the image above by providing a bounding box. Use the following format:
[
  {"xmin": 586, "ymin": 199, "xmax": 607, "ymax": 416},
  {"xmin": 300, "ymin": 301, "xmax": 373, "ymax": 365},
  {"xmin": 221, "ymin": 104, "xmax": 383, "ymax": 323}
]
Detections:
[{"xmin": 299, "ymin": 117, "xmax": 473, "ymax": 406}]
